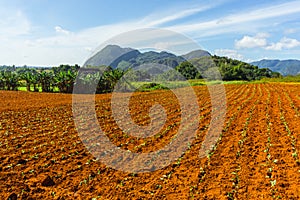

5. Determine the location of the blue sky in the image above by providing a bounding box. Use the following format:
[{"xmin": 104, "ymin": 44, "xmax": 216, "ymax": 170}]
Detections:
[{"xmin": 1, "ymin": 0, "xmax": 300, "ymax": 66}]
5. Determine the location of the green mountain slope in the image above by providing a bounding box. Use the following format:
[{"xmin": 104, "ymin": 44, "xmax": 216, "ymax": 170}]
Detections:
[{"xmin": 83, "ymin": 45, "xmax": 280, "ymax": 81}]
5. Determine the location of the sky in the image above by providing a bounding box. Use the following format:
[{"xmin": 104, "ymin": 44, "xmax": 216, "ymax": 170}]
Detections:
[{"xmin": 1, "ymin": 0, "xmax": 300, "ymax": 66}]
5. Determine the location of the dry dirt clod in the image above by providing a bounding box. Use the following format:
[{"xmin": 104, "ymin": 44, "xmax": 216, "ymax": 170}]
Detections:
[
  {"xmin": 7, "ymin": 193, "xmax": 17, "ymax": 200},
  {"xmin": 17, "ymin": 159, "xmax": 27, "ymax": 165},
  {"xmin": 41, "ymin": 175, "xmax": 55, "ymax": 187}
]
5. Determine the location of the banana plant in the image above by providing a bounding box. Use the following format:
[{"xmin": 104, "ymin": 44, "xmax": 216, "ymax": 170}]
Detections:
[
  {"xmin": 3, "ymin": 70, "xmax": 19, "ymax": 91},
  {"xmin": 0, "ymin": 71, "xmax": 5, "ymax": 90},
  {"xmin": 18, "ymin": 68, "xmax": 38, "ymax": 91},
  {"xmin": 54, "ymin": 67, "xmax": 78, "ymax": 93},
  {"xmin": 39, "ymin": 70, "xmax": 54, "ymax": 92}
]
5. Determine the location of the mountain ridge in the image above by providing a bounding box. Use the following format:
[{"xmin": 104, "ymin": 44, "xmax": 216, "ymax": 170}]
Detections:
[
  {"xmin": 84, "ymin": 45, "xmax": 210, "ymax": 70},
  {"xmin": 251, "ymin": 59, "xmax": 300, "ymax": 76}
]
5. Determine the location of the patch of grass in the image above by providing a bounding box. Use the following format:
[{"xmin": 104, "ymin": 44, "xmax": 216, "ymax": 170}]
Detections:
[
  {"xmin": 18, "ymin": 86, "xmax": 41, "ymax": 92},
  {"xmin": 261, "ymin": 75, "xmax": 300, "ymax": 83},
  {"xmin": 18, "ymin": 86, "xmax": 60, "ymax": 92},
  {"xmin": 130, "ymin": 79, "xmax": 269, "ymax": 92},
  {"xmin": 132, "ymin": 81, "xmax": 191, "ymax": 90},
  {"xmin": 136, "ymin": 82, "xmax": 169, "ymax": 92}
]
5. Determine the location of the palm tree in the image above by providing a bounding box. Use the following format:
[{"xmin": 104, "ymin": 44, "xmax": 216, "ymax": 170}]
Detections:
[
  {"xmin": 10, "ymin": 72, "xmax": 19, "ymax": 91},
  {"xmin": 39, "ymin": 70, "xmax": 54, "ymax": 92},
  {"xmin": 19, "ymin": 69, "xmax": 33, "ymax": 91},
  {"xmin": 103, "ymin": 68, "xmax": 133, "ymax": 92},
  {"xmin": 23, "ymin": 71, "xmax": 32, "ymax": 91},
  {"xmin": 31, "ymin": 70, "xmax": 40, "ymax": 92},
  {"xmin": 3, "ymin": 71, "xmax": 19, "ymax": 90},
  {"xmin": 0, "ymin": 71, "xmax": 5, "ymax": 90},
  {"xmin": 17, "ymin": 68, "xmax": 40, "ymax": 92},
  {"xmin": 76, "ymin": 68, "xmax": 102, "ymax": 93},
  {"xmin": 54, "ymin": 69, "xmax": 77, "ymax": 93}
]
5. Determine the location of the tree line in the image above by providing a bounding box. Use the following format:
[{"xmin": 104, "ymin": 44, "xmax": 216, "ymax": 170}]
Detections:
[
  {"xmin": 173, "ymin": 56, "xmax": 282, "ymax": 81},
  {"xmin": 0, "ymin": 56, "xmax": 282, "ymax": 94},
  {"xmin": 0, "ymin": 65, "xmax": 79, "ymax": 93},
  {"xmin": 0, "ymin": 64, "xmax": 129, "ymax": 94},
  {"xmin": 212, "ymin": 56, "xmax": 282, "ymax": 81}
]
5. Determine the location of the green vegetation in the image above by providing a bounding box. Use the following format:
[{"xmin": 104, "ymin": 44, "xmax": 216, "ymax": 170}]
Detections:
[
  {"xmin": 135, "ymin": 82, "xmax": 168, "ymax": 92},
  {"xmin": 143, "ymin": 55, "xmax": 280, "ymax": 82},
  {"xmin": 261, "ymin": 74, "xmax": 300, "ymax": 83},
  {"xmin": 0, "ymin": 54, "xmax": 287, "ymax": 94},
  {"xmin": 76, "ymin": 66, "xmax": 131, "ymax": 93},
  {"xmin": 175, "ymin": 61, "xmax": 202, "ymax": 79},
  {"xmin": 212, "ymin": 56, "xmax": 281, "ymax": 81},
  {"xmin": 0, "ymin": 64, "xmax": 79, "ymax": 93}
]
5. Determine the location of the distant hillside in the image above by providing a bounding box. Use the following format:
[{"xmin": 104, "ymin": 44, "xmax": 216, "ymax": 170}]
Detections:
[
  {"xmin": 211, "ymin": 56, "xmax": 279, "ymax": 81},
  {"xmin": 84, "ymin": 45, "xmax": 209, "ymax": 71},
  {"xmin": 84, "ymin": 45, "xmax": 137, "ymax": 67},
  {"xmin": 182, "ymin": 49, "xmax": 211, "ymax": 60},
  {"xmin": 251, "ymin": 59, "xmax": 300, "ymax": 76},
  {"xmin": 83, "ymin": 45, "xmax": 279, "ymax": 81}
]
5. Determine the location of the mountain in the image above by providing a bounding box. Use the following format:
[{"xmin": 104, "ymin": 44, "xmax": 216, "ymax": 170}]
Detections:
[
  {"xmin": 251, "ymin": 59, "xmax": 300, "ymax": 76},
  {"xmin": 182, "ymin": 49, "xmax": 211, "ymax": 60},
  {"xmin": 83, "ymin": 45, "xmax": 210, "ymax": 70},
  {"xmin": 83, "ymin": 45, "xmax": 278, "ymax": 81},
  {"xmin": 84, "ymin": 44, "xmax": 138, "ymax": 67},
  {"xmin": 134, "ymin": 51, "xmax": 185, "ymax": 68}
]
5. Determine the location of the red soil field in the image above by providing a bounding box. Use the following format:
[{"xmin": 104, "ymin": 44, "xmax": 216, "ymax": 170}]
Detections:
[{"xmin": 1, "ymin": 83, "xmax": 300, "ymax": 199}]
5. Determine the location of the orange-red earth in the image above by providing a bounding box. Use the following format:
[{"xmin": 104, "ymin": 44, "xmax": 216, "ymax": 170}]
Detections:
[{"xmin": 1, "ymin": 83, "xmax": 300, "ymax": 199}]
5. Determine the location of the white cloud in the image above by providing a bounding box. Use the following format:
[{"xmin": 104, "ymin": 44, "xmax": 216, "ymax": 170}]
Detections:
[
  {"xmin": 142, "ymin": 0, "xmax": 228, "ymax": 27},
  {"xmin": 55, "ymin": 26, "xmax": 71, "ymax": 35},
  {"xmin": 284, "ymin": 28, "xmax": 297, "ymax": 34},
  {"xmin": 265, "ymin": 37, "xmax": 300, "ymax": 51},
  {"xmin": 2, "ymin": 0, "xmax": 300, "ymax": 66},
  {"xmin": 0, "ymin": 9, "xmax": 31, "ymax": 37},
  {"xmin": 169, "ymin": 1, "xmax": 300, "ymax": 37},
  {"xmin": 214, "ymin": 49, "xmax": 244, "ymax": 60},
  {"xmin": 0, "ymin": 7, "xmax": 33, "ymax": 66},
  {"xmin": 145, "ymin": 5, "xmax": 212, "ymax": 27},
  {"xmin": 2, "ymin": 2, "xmax": 215, "ymax": 66},
  {"xmin": 235, "ymin": 34, "xmax": 300, "ymax": 51},
  {"xmin": 84, "ymin": 47, "xmax": 93, "ymax": 52},
  {"xmin": 235, "ymin": 33, "xmax": 269, "ymax": 49},
  {"xmin": 19, "ymin": 23, "xmax": 141, "ymax": 65}
]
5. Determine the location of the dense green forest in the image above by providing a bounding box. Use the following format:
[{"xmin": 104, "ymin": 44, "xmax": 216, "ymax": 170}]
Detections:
[
  {"xmin": 212, "ymin": 56, "xmax": 281, "ymax": 81},
  {"xmin": 139, "ymin": 56, "xmax": 281, "ymax": 81},
  {"xmin": 0, "ymin": 56, "xmax": 281, "ymax": 93}
]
